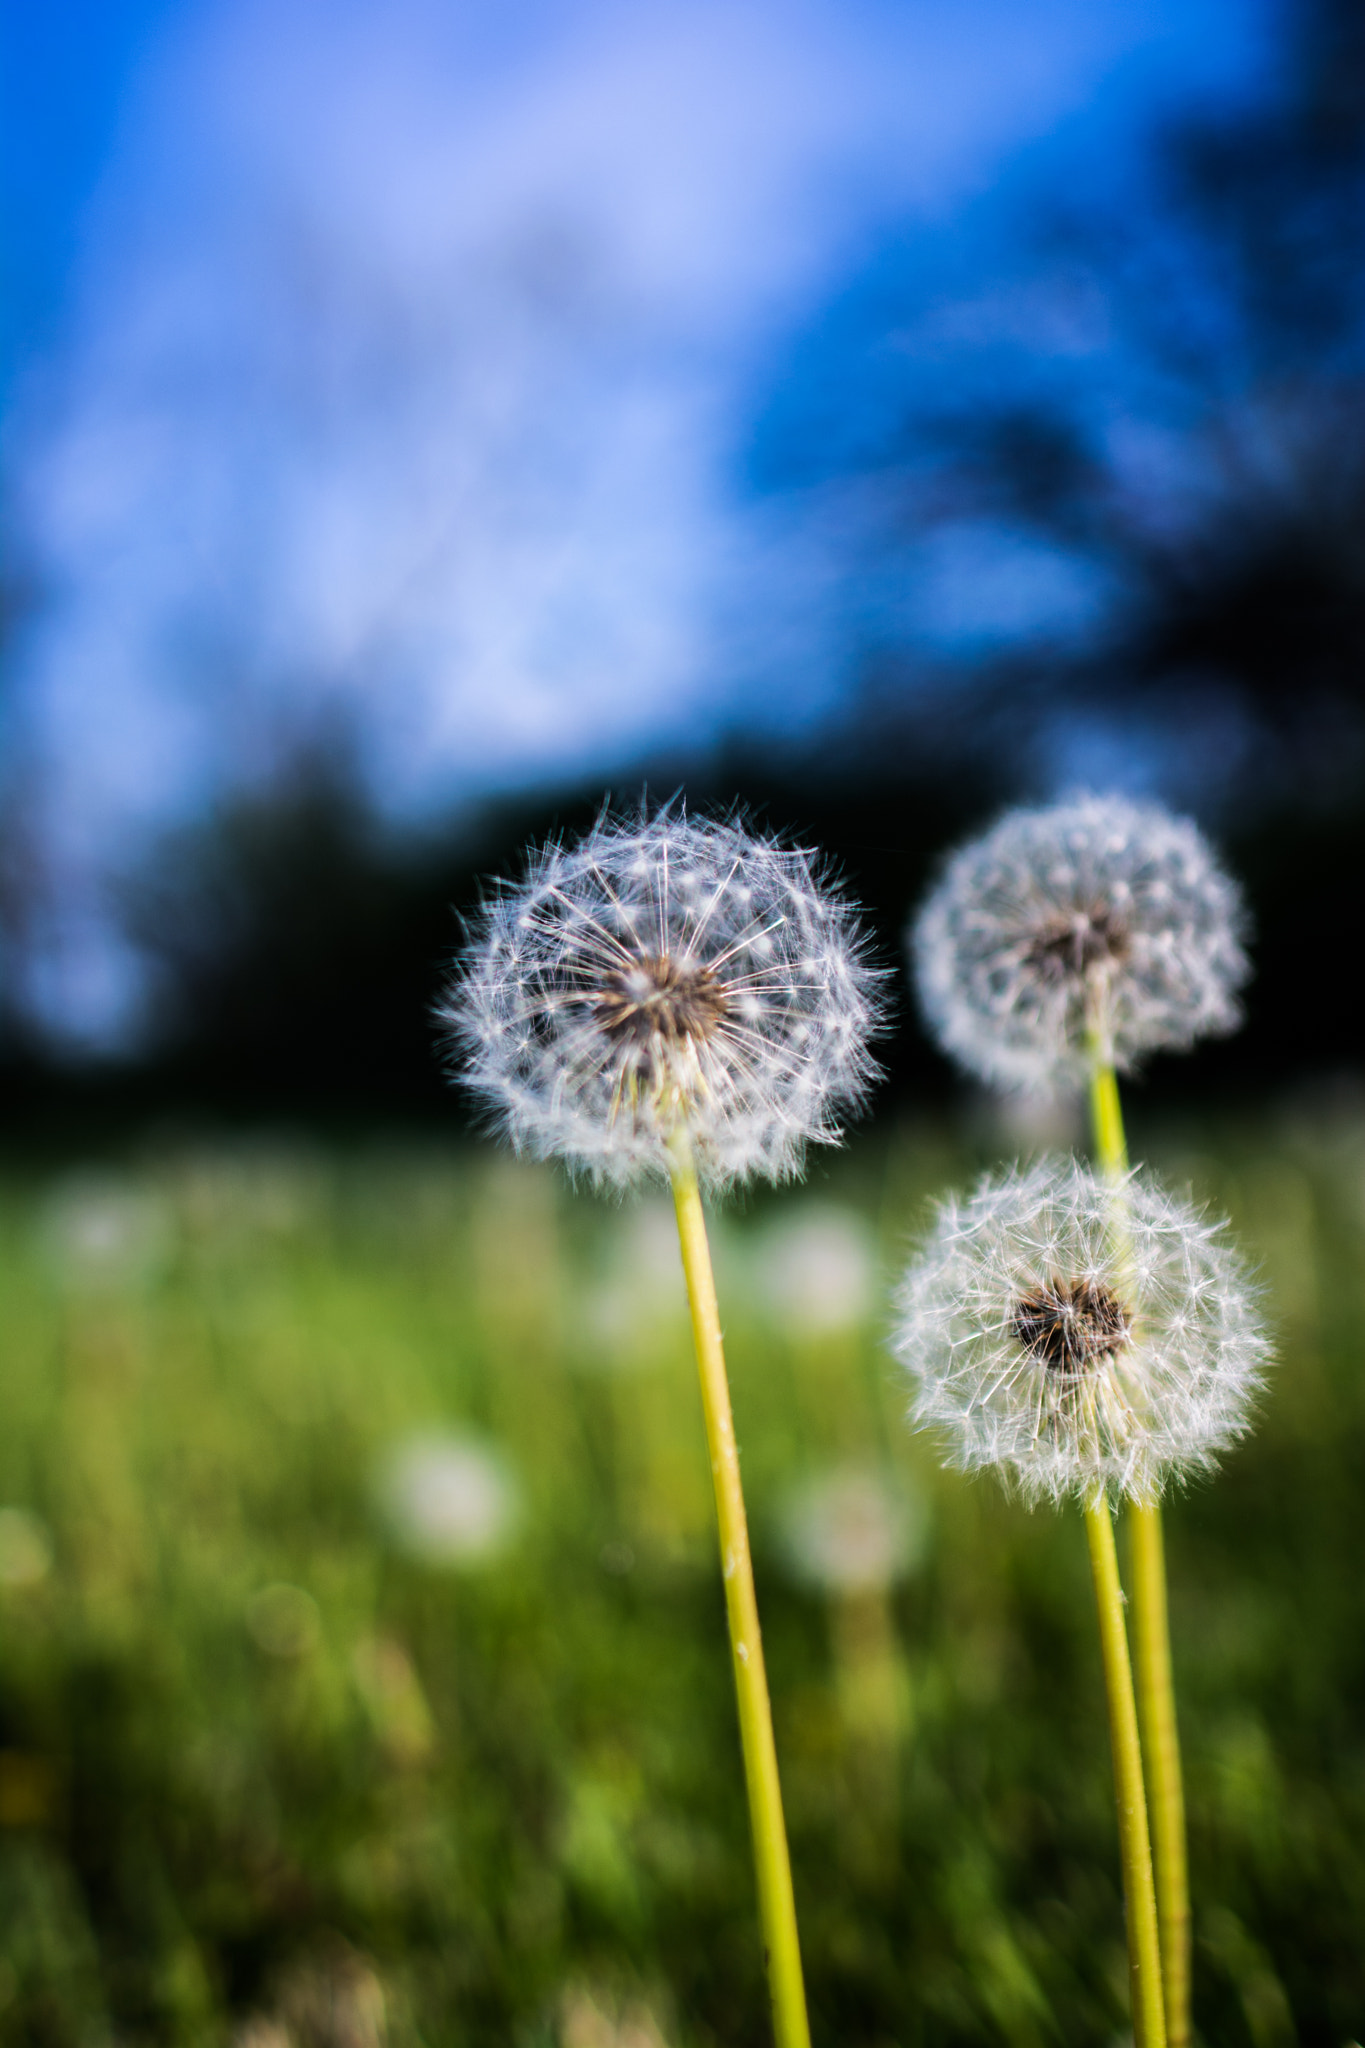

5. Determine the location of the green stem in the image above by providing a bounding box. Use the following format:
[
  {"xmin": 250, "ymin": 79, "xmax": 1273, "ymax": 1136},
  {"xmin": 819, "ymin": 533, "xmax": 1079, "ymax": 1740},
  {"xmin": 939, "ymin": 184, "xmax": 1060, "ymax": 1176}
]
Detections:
[
  {"xmin": 1087, "ymin": 1055, "xmax": 1130, "ymax": 1175},
  {"xmin": 1084, "ymin": 1495, "xmax": 1168, "ymax": 2048},
  {"xmin": 1130, "ymin": 1499, "xmax": 1191, "ymax": 2048},
  {"xmin": 1085, "ymin": 1027, "xmax": 1191, "ymax": 2048},
  {"xmin": 669, "ymin": 1134, "xmax": 812, "ymax": 2048}
]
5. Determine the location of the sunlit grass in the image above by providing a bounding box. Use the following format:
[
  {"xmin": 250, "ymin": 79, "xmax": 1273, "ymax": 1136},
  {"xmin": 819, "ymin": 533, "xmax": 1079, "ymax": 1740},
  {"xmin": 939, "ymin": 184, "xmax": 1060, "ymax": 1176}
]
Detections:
[{"xmin": 0, "ymin": 1111, "xmax": 1361, "ymax": 2044}]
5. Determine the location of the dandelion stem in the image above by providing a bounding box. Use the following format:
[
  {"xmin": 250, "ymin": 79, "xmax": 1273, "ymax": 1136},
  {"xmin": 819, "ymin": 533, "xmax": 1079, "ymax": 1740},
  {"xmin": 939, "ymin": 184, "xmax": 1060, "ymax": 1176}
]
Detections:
[
  {"xmin": 1086, "ymin": 1037, "xmax": 1191, "ymax": 2048},
  {"xmin": 669, "ymin": 1131, "xmax": 812, "ymax": 2048},
  {"xmin": 1087, "ymin": 1055, "xmax": 1130, "ymax": 1177},
  {"xmin": 1084, "ymin": 1494, "xmax": 1167, "ymax": 2048},
  {"xmin": 1130, "ymin": 1496, "xmax": 1191, "ymax": 2048}
]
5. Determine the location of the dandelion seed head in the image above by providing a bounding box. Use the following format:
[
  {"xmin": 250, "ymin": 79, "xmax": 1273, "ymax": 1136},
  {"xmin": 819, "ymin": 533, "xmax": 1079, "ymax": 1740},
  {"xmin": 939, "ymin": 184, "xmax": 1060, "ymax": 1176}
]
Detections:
[
  {"xmin": 891, "ymin": 1157, "xmax": 1270, "ymax": 1505},
  {"xmin": 1013, "ymin": 1275, "xmax": 1131, "ymax": 1377},
  {"xmin": 911, "ymin": 794, "xmax": 1249, "ymax": 1093},
  {"xmin": 442, "ymin": 804, "xmax": 883, "ymax": 1190}
]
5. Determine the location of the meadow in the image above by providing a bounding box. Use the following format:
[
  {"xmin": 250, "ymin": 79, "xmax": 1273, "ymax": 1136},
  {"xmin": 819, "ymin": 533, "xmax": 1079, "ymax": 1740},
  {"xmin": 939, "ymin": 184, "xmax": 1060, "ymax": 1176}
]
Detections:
[{"xmin": 0, "ymin": 1104, "xmax": 1361, "ymax": 2046}]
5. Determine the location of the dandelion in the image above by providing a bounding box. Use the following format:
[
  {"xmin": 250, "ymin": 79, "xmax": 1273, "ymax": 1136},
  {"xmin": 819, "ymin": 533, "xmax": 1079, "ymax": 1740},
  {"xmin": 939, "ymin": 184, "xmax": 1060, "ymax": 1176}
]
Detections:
[
  {"xmin": 911, "ymin": 793, "xmax": 1249, "ymax": 1096},
  {"xmin": 892, "ymin": 1156, "xmax": 1269, "ymax": 2048},
  {"xmin": 444, "ymin": 801, "xmax": 884, "ymax": 2048},
  {"xmin": 444, "ymin": 805, "xmax": 880, "ymax": 1191},
  {"xmin": 911, "ymin": 793, "xmax": 1255, "ymax": 2048},
  {"xmin": 894, "ymin": 1157, "xmax": 1267, "ymax": 1506}
]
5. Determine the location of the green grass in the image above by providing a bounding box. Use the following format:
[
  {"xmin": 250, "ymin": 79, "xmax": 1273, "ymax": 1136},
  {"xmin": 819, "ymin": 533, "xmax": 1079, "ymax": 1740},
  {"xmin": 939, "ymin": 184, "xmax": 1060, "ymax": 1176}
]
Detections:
[{"xmin": 0, "ymin": 1112, "xmax": 1362, "ymax": 2045}]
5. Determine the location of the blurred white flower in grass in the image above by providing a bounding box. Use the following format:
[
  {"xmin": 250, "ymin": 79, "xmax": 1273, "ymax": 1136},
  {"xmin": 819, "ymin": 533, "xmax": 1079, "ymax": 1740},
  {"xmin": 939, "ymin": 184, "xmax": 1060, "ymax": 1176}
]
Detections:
[
  {"xmin": 892, "ymin": 1157, "xmax": 1269, "ymax": 1505},
  {"xmin": 38, "ymin": 1173, "xmax": 173, "ymax": 1290},
  {"xmin": 777, "ymin": 1466, "xmax": 927, "ymax": 1595},
  {"xmin": 444, "ymin": 805, "xmax": 882, "ymax": 1192},
  {"xmin": 912, "ymin": 793, "xmax": 1249, "ymax": 1095},
  {"xmin": 376, "ymin": 1433, "xmax": 522, "ymax": 1567},
  {"xmin": 578, "ymin": 1200, "xmax": 688, "ymax": 1363},
  {"xmin": 0, "ymin": 1509, "xmax": 55, "ymax": 1590},
  {"xmin": 754, "ymin": 1202, "xmax": 878, "ymax": 1337}
]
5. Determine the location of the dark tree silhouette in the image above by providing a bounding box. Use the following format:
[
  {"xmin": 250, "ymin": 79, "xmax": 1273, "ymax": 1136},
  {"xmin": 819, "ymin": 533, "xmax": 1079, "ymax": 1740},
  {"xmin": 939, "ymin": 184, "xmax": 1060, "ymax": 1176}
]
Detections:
[{"xmin": 745, "ymin": 0, "xmax": 1365, "ymax": 789}]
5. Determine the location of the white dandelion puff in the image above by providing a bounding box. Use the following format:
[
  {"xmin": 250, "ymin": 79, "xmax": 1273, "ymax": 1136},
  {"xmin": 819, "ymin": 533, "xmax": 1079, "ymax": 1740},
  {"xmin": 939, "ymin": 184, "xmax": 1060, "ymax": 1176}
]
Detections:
[
  {"xmin": 442, "ymin": 804, "xmax": 883, "ymax": 1191},
  {"xmin": 911, "ymin": 793, "xmax": 1249, "ymax": 1094},
  {"xmin": 891, "ymin": 1157, "xmax": 1270, "ymax": 1505}
]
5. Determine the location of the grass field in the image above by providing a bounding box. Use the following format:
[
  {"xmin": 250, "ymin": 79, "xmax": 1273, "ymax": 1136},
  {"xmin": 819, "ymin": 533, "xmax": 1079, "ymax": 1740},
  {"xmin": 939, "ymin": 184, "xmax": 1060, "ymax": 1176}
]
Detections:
[{"xmin": 0, "ymin": 1106, "xmax": 1361, "ymax": 2046}]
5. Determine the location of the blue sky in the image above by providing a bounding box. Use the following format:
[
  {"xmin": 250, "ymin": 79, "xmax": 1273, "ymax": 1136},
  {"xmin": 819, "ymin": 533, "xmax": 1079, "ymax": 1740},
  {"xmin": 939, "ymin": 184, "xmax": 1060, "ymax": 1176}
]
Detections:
[
  {"xmin": 2, "ymin": 1, "xmax": 182, "ymax": 387},
  {"xmin": 2, "ymin": 0, "xmax": 1273, "ymax": 1044}
]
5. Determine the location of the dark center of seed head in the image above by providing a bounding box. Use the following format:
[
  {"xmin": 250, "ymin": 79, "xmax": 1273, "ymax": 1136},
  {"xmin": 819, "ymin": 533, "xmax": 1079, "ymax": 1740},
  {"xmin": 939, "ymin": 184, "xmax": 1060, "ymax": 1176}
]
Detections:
[
  {"xmin": 594, "ymin": 953, "xmax": 730, "ymax": 1051},
  {"xmin": 1013, "ymin": 1277, "xmax": 1131, "ymax": 1377},
  {"xmin": 1024, "ymin": 906, "xmax": 1129, "ymax": 985}
]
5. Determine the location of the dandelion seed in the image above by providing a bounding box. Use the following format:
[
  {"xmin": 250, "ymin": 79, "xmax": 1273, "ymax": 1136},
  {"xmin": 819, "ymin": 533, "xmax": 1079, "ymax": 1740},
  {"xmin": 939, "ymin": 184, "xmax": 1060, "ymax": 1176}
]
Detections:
[
  {"xmin": 911, "ymin": 793, "xmax": 1249, "ymax": 1094},
  {"xmin": 443, "ymin": 804, "xmax": 883, "ymax": 1190},
  {"xmin": 892, "ymin": 1157, "xmax": 1269, "ymax": 1505}
]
